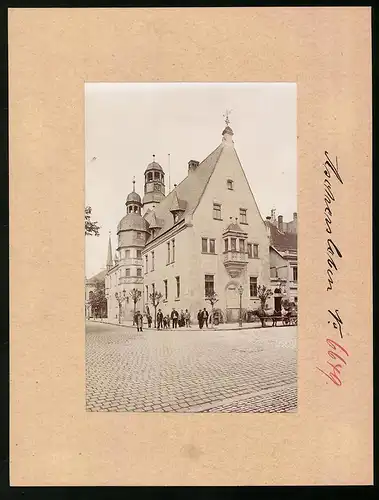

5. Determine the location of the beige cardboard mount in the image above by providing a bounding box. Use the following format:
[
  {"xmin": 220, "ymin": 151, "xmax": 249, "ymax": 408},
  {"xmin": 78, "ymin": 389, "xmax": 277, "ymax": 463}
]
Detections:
[{"xmin": 9, "ymin": 7, "xmax": 372, "ymax": 486}]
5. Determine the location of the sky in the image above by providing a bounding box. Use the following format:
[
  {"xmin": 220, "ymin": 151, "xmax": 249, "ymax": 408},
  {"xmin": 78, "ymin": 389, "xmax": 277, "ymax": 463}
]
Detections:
[{"xmin": 85, "ymin": 82, "xmax": 297, "ymax": 278}]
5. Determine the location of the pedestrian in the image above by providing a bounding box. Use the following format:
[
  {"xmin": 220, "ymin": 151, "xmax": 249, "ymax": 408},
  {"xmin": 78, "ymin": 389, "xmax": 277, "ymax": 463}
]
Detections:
[
  {"xmin": 185, "ymin": 309, "xmax": 191, "ymax": 327},
  {"xmin": 197, "ymin": 309, "xmax": 203, "ymax": 329},
  {"xmin": 166, "ymin": 314, "xmax": 171, "ymax": 328},
  {"xmin": 147, "ymin": 313, "xmax": 152, "ymax": 328},
  {"xmin": 136, "ymin": 310, "xmax": 143, "ymax": 332},
  {"xmin": 157, "ymin": 309, "xmax": 164, "ymax": 330},
  {"xmin": 171, "ymin": 308, "xmax": 179, "ymax": 328},
  {"xmin": 163, "ymin": 315, "xmax": 168, "ymax": 329},
  {"xmin": 179, "ymin": 309, "xmax": 185, "ymax": 327},
  {"xmin": 202, "ymin": 308, "xmax": 209, "ymax": 328}
]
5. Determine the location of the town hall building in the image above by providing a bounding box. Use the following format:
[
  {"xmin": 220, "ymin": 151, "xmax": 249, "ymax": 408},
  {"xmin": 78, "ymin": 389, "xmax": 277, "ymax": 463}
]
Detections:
[{"xmin": 102, "ymin": 118, "xmax": 296, "ymax": 324}]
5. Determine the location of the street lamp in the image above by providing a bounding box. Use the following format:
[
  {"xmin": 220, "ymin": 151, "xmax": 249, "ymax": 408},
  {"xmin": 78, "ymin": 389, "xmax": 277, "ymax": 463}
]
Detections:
[
  {"xmin": 115, "ymin": 289, "xmax": 127, "ymax": 324},
  {"xmin": 237, "ymin": 285, "xmax": 243, "ymax": 327}
]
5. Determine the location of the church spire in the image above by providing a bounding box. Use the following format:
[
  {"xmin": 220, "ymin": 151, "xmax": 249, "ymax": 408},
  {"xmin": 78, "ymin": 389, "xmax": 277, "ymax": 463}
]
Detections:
[{"xmin": 106, "ymin": 231, "xmax": 113, "ymax": 271}]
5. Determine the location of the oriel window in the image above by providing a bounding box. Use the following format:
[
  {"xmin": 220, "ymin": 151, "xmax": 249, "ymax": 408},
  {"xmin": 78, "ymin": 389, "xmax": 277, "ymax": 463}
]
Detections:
[{"xmin": 231, "ymin": 238, "xmax": 236, "ymax": 251}]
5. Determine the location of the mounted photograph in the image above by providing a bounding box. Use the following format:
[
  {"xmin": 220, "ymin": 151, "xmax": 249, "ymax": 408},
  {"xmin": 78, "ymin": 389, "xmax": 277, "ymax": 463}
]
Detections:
[{"xmin": 85, "ymin": 82, "xmax": 297, "ymax": 413}]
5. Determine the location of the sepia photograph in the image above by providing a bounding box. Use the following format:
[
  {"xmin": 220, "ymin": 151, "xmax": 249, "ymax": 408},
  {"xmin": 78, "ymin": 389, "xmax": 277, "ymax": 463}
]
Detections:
[{"xmin": 85, "ymin": 82, "xmax": 297, "ymax": 413}]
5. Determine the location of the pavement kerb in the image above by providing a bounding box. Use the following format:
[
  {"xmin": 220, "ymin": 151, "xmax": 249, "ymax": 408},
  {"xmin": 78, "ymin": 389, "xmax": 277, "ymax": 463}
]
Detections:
[{"xmin": 86, "ymin": 319, "xmax": 294, "ymax": 332}]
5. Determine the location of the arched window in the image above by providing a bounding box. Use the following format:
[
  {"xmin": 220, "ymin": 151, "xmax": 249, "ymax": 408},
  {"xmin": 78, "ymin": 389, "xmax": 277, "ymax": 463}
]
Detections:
[
  {"xmin": 154, "ymin": 171, "xmax": 160, "ymax": 179},
  {"xmin": 147, "ymin": 172, "xmax": 153, "ymax": 182},
  {"xmin": 134, "ymin": 206, "xmax": 138, "ymax": 213}
]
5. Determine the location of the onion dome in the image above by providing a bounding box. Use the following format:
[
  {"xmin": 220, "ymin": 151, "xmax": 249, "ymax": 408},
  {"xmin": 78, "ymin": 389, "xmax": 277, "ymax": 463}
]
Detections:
[
  {"xmin": 144, "ymin": 154, "xmax": 163, "ymax": 172},
  {"xmin": 126, "ymin": 178, "xmax": 142, "ymax": 205}
]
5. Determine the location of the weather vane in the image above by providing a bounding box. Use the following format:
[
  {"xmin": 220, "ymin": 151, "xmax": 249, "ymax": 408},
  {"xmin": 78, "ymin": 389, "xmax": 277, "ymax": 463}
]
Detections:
[{"xmin": 223, "ymin": 109, "xmax": 232, "ymax": 126}]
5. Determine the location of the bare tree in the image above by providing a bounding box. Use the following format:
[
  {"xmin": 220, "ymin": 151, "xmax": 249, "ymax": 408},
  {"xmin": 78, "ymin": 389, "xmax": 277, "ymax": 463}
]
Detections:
[
  {"xmin": 205, "ymin": 290, "xmax": 219, "ymax": 324},
  {"xmin": 149, "ymin": 291, "xmax": 163, "ymax": 328},
  {"xmin": 129, "ymin": 288, "xmax": 142, "ymax": 325},
  {"xmin": 256, "ymin": 285, "xmax": 273, "ymax": 327}
]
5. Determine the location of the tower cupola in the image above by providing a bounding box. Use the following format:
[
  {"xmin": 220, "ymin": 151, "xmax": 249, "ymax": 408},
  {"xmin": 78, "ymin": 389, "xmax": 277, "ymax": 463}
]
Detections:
[{"xmin": 142, "ymin": 154, "xmax": 166, "ymax": 213}]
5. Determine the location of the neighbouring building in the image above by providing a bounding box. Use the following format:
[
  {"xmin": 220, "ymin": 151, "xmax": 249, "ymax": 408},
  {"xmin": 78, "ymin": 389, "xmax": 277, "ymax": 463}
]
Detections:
[
  {"xmin": 265, "ymin": 211, "xmax": 298, "ymax": 312},
  {"xmin": 101, "ymin": 118, "xmax": 296, "ymax": 324},
  {"xmin": 85, "ymin": 269, "xmax": 107, "ymax": 319}
]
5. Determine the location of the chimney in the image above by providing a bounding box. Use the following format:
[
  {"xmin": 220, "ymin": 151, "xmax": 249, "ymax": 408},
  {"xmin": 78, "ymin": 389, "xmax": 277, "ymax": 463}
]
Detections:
[
  {"xmin": 293, "ymin": 212, "xmax": 297, "ymax": 220},
  {"xmin": 278, "ymin": 215, "xmax": 283, "ymax": 232},
  {"xmin": 188, "ymin": 160, "xmax": 199, "ymax": 174}
]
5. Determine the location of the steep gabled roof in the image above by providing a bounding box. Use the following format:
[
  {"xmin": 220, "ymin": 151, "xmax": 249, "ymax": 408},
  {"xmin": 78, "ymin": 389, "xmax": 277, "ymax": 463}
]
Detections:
[
  {"xmin": 145, "ymin": 143, "xmax": 224, "ymax": 240},
  {"xmin": 87, "ymin": 269, "xmax": 107, "ymax": 284},
  {"xmin": 266, "ymin": 221, "xmax": 297, "ymax": 252}
]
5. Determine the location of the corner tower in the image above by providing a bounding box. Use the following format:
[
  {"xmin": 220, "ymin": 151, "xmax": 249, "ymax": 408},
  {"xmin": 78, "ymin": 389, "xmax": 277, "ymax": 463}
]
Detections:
[{"xmin": 142, "ymin": 155, "xmax": 165, "ymax": 214}]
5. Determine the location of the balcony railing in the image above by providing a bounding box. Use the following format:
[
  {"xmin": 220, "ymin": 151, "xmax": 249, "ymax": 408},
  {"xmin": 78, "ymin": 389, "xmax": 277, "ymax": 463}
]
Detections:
[
  {"xmin": 223, "ymin": 250, "xmax": 248, "ymax": 263},
  {"xmin": 119, "ymin": 276, "xmax": 144, "ymax": 285},
  {"xmin": 119, "ymin": 257, "xmax": 143, "ymax": 266}
]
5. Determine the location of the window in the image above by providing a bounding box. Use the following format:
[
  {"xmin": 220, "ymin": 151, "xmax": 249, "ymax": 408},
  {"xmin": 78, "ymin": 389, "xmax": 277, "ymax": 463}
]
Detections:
[
  {"xmin": 167, "ymin": 242, "xmax": 170, "ymax": 264},
  {"xmin": 239, "ymin": 239, "xmax": 245, "ymax": 253},
  {"xmin": 209, "ymin": 239, "xmax": 216, "ymax": 254},
  {"xmin": 205, "ymin": 275, "xmax": 215, "ymax": 296},
  {"xmin": 213, "ymin": 203, "xmax": 222, "ymax": 220},
  {"xmin": 148, "ymin": 172, "xmax": 153, "ymax": 181},
  {"xmin": 224, "ymin": 238, "xmax": 229, "ymax": 252},
  {"xmin": 154, "ymin": 171, "xmax": 160, "ymax": 179},
  {"xmin": 231, "ymin": 238, "xmax": 236, "ymax": 251},
  {"xmin": 247, "ymin": 243, "xmax": 252, "ymax": 258},
  {"xmin": 293, "ymin": 266, "xmax": 298, "ymax": 282},
  {"xmin": 249, "ymin": 277, "xmax": 258, "ymax": 297},
  {"xmin": 125, "ymin": 268, "xmax": 130, "ymax": 277},
  {"xmin": 137, "ymin": 268, "xmax": 142, "ymax": 277},
  {"xmin": 175, "ymin": 276, "xmax": 180, "ymax": 298},
  {"xmin": 145, "ymin": 285, "xmax": 149, "ymax": 302},
  {"xmin": 172, "ymin": 239, "xmax": 175, "ymax": 262},
  {"xmin": 136, "ymin": 249, "xmax": 141, "ymax": 258},
  {"xmin": 227, "ymin": 179, "xmax": 234, "ymax": 190},
  {"xmin": 240, "ymin": 208, "xmax": 247, "ymax": 224},
  {"xmin": 202, "ymin": 238, "xmax": 208, "ymax": 253},
  {"xmin": 145, "ymin": 255, "xmax": 148, "ymax": 273},
  {"xmin": 164, "ymin": 279, "xmax": 168, "ymax": 300},
  {"xmin": 152, "ymin": 283, "xmax": 156, "ymax": 296},
  {"xmin": 126, "ymin": 250, "xmax": 131, "ymax": 259},
  {"xmin": 253, "ymin": 244, "xmax": 259, "ymax": 258},
  {"xmin": 151, "ymin": 229, "xmax": 155, "ymax": 238},
  {"xmin": 151, "ymin": 251, "xmax": 155, "ymax": 271}
]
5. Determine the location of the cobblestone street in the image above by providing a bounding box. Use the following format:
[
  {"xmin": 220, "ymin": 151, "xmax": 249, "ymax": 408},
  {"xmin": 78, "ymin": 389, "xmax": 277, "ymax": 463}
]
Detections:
[{"xmin": 86, "ymin": 321, "xmax": 297, "ymax": 413}]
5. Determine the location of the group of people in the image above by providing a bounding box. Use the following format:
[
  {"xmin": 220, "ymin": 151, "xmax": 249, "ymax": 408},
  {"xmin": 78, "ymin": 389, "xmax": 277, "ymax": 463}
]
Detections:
[{"xmin": 133, "ymin": 307, "xmax": 211, "ymax": 331}]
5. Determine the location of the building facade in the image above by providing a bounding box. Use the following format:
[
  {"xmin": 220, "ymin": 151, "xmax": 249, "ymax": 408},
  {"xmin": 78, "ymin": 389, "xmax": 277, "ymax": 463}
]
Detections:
[{"xmin": 98, "ymin": 120, "xmax": 297, "ymax": 324}]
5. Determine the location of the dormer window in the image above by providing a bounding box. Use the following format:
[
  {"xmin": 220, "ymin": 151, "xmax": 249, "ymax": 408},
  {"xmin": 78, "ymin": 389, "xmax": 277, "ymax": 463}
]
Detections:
[{"xmin": 227, "ymin": 179, "xmax": 234, "ymax": 190}]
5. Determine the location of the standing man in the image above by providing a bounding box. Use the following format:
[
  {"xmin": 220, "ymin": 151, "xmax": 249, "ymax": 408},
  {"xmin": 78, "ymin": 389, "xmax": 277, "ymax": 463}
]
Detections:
[
  {"xmin": 157, "ymin": 309, "xmax": 164, "ymax": 330},
  {"xmin": 171, "ymin": 308, "xmax": 179, "ymax": 328},
  {"xmin": 184, "ymin": 309, "xmax": 191, "ymax": 328},
  {"xmin": 202, "ymin": 308, "xmax": 209, "ymax": 328},
  {"xmin": 136, "ymin": 310, "xmax": 143, "ymax": 332},
  {"xmin": 197, "ymin": 309, "xmax": 203, "ymax": 329}
]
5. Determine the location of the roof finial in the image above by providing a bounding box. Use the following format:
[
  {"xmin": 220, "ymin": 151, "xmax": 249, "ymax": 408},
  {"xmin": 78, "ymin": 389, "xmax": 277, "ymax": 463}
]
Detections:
[
  {"xmin": 132, "ymin": 176, "xmax": 135, "ymax": 192},
  {"xmin": 223, "ymin": 109, "xmax": 232, "ymax": 126},
  {"xmin": 152, "ymin": 154, "xmax": 155, "ymax": 162}
]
